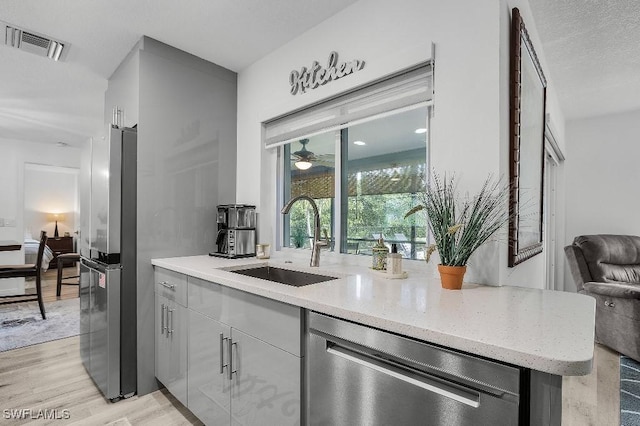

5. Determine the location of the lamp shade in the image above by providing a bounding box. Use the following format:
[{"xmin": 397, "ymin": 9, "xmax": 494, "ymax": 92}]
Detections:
[
  {"xmin": 47, "ymin": 213, "xmax": 66, "ymax": 238},
  {"xmin": 47, "ymin": 213, "xmax": 66, "ymax": 222}
]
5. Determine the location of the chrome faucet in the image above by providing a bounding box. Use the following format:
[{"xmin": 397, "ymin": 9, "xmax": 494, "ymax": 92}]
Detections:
[{"xmin": 281, "ymin": 195, "xmax": 328, "ymax": 267}]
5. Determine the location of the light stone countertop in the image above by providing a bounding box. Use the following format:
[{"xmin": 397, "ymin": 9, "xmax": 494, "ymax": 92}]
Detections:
[{"xmin": 151, "ymin": 250, "xmax": 595, "ymax": 376}]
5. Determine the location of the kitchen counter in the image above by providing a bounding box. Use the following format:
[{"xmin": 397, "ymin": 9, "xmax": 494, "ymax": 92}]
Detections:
[{"xmin": 151, "ymin": 251, "xmax": 595, "ymax": 376}]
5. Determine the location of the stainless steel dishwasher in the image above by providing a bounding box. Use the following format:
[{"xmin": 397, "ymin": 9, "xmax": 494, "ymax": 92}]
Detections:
[{"xmin": 307, "ymin": 312, "xmax": 523, "ymax": 426}]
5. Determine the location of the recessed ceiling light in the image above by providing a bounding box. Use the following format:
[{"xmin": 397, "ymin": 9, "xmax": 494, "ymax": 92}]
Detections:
[
  {"xmin": 353, "ymin": 140, "xmax": 366, "ymax": 146},
  {"xmin": 414, "ymin": 128, "xmax": 427, "ymax": 134}
]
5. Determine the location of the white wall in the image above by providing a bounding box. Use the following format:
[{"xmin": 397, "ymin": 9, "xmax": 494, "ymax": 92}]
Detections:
[
  {"xmin": 498, "ymin": 0, "xmax": 567, "ymax": 288},
  {"xmin": 24, "ymin": 164, "xmax": 79, "ymax": 239},
  {"xmin": 237, "ymin": 0, "xmax": 566, "ymax": 287},
  {"xmin": 563, "ymin": 108, "xmax": 640, "ymax": 289},
  {"xmin": 0, "ymin": 141, "xmax": 82, "ymax": 241},
  {"xmin": 238, "ymin": 0, "xmax": 501, "ymax": 283}
]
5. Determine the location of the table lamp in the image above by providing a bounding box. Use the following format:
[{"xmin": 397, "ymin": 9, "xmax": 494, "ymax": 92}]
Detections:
[{"xmin": 48, "ymin": 213, "xmax": 66, "ymax": 238}]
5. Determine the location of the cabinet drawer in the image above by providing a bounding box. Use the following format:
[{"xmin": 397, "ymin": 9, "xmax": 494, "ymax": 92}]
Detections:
[
  {"xmin": 188, "ymin": 276, "xmax": 224, "ymax": 319},
  {"xmin": 154, "ymin": 267, "xmax": 187, "ymax": 306},
  {"xmin": 224, "ymin": 286, "xmax": 302, "ymax": 356}
]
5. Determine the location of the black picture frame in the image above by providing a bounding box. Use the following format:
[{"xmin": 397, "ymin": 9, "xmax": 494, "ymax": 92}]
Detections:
[{"xmin": 508, "ymin": 8, "xmax": 547, "ymax": 267}]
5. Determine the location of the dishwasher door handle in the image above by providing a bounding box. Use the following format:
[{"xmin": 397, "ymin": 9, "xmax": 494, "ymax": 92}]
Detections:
[{"xmin": 327, "ymin": 344, "xmax": 480, "ymax": 408}]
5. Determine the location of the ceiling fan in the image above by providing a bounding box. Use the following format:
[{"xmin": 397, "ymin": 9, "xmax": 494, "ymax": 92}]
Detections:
[
  {"xmin": 292, "ymin": 139, "xmax": 317, "ymax": 170},
  {"xmin": 291, "ymin": 138, "xmax": 335, "ymax": 170}
]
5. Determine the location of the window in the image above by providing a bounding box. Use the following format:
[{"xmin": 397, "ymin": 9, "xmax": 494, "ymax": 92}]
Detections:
[
  {"xmin": 283, "ymin": 133, "xmax": 336, "ymax": 250},
  {"xmin": 282, "ymin": 106, "xmax": 428, "ymax": 259},
  {"xmin": 344, "ymin": 107, "xmax": 428, "ymax": 258},
  {"xmin": 267, "ymin": 62, "xmax": 433, "ymax": 259}
]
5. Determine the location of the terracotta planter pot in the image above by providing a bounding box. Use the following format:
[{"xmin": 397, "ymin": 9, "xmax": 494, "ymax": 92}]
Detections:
[{"xmin": 437, "ymin": 265, "xmax": 467, "ymax": 290}]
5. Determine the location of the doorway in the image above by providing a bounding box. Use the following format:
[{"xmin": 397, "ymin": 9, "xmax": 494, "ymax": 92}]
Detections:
[
  {"xmin": 0, "ymin": 164, "xmax": 81, "ymax": 352},
  {"xmin": 23, "ymin": 163, "xmax": 80, "ymax": 299},
  {"xmin": 543, "ymin": 128, "xmax": 564, "ymax": 291}
]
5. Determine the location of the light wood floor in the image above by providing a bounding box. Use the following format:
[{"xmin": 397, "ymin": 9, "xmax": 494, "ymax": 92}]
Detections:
[
  {"xmin": 1, "ymin": 267, "xmax": 201, "ymax": 425},
  {"xmin": 1, "ymin": 271, "xmax": 623, "ymax": 425},
  {"xmin": 0, "ymin": 336, "xmax": 201, "ymax": 425},
  {"xmin": 41, "ymin": 266, "xmax": 81, "ymax": 303},
  {"xmin": 562, "ymin": 343, "xmax": 620, "ymax": 426},
  {"xmin": 15, "ymin": 265, "xmax": 81, "ymax": 305}
]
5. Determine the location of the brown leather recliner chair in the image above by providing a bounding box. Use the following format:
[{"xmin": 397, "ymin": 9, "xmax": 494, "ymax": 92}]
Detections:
[{"xmin": 565, "ymin": 234, "xmax": 640, "ymax": 362}]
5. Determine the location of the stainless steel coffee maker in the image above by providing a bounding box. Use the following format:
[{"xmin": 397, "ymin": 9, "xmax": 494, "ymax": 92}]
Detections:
[{"xmin": 210, "ymin": 204, "xmax": 256, "ymax": 258}]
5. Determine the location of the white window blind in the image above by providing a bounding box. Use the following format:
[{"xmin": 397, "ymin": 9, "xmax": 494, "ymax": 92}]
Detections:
[{"xmin": 264, "ymin": 62, "xmax": 433, "ymax": 148}]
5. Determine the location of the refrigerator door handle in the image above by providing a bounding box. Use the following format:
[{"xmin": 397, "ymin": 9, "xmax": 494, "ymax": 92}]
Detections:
[{"xmin": 81, "ymin": 257, "xmax": 108, "ymax": 274}]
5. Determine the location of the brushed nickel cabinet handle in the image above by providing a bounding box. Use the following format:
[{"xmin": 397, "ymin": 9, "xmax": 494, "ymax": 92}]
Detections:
[
  {"xmin": 167, "ymin": 308, "xmax": 174, "ymax": 335},
  {"xmin": 231, "ymin": 341, "xmax": 238, "ymax": 380},
  {"xmin": 219, "ymin": 333, "xmax": 229, "ymax": 374},
  {"xmin": 161, "ymin": 304, "xmax": 166, "ymax": 335},
  {"xmin": 160, "ymin": 281, "xmax": 176, "ymax": 290},
  {"xmin": 228, "ymin": 338, "xmax": 236, "ymax": 380}
]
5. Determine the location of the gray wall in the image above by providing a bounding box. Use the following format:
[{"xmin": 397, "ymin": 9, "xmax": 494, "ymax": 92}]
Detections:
[{"xmin": 106, "ymin": 36, "xmax": 237, "ymax": 395}]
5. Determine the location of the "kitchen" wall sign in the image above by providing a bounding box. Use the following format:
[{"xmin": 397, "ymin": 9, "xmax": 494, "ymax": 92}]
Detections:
[{"xmin": 289, "ymin": 51, "xmax": 365, "ymax": 96}]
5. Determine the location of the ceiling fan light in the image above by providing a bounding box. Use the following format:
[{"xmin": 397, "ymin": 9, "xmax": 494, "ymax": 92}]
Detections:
[{"xmin": 295, "ymin": 160, "xmax": 312, "ymax": 170}]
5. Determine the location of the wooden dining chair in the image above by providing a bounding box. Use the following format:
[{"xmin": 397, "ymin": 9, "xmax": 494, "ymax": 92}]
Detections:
[
  {"xmin": 0, "ymin": 230, "xmax": 48, "ymax": 319},
  {"xmin": 56, "ymin": 252, "xmax": 81, "ymax": 297}
]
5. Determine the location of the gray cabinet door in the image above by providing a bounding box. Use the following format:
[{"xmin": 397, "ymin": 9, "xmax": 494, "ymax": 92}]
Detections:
[
  {"xmin": 155, "ymin": 293, "xmax": 169, "ymax": 385},
  {"xmin": 188, "ymin": 309, "xmax": 232, "ymax": 426},
  {"xmin": 155, "ymin": 294, "xmax": 188, "ymax": 406},
  {"xmin": 166, "ymin": 301, "xmax": 188, "ymax": 406},
  {"xmin": 230, "ymin": 329, "xmax": 301, "ymax": 426}
]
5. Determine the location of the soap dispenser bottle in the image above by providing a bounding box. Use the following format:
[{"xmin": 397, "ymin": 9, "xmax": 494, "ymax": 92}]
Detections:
[{"xmin": 387, "ymin": 243, "xmax": 403, "ymax": 275}]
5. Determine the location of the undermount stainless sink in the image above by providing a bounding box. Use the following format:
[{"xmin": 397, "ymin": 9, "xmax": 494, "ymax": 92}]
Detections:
[{"xmin": 228, "ymin": 265, "xmax": 337, "ymax": 287}]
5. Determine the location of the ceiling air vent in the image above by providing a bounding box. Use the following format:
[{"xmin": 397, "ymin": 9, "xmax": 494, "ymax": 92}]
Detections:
[{"xmin": 2, "ymin": 21, "xmax": 67, "ymax": 61}]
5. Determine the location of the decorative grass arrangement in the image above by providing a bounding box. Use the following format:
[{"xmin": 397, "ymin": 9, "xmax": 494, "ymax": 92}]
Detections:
[{"xmin": 405, "ymin": 172, "xmax": 510, "ymax": 267}]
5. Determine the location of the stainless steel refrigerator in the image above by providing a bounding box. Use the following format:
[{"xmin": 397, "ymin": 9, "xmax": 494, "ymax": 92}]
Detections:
[{"xmin": 80, "ymin": 125, "xmax": 137, "ymax": 401}]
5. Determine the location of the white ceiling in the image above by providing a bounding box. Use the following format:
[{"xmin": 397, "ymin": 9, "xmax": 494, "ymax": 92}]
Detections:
[
  {"xmin": 528, "ymin": 0, "xmax": 640, "ymax": 120},
  {"xmin": 0, "ymin": 0, "xmax": 359, "ymax": 147},
  {"xmin": 296, "ymin": 106, "xmax": 429, "ymax": 163},
  {"xmin": 1, "ymin": 0, "xmax": 638, "ymax": 150}
]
